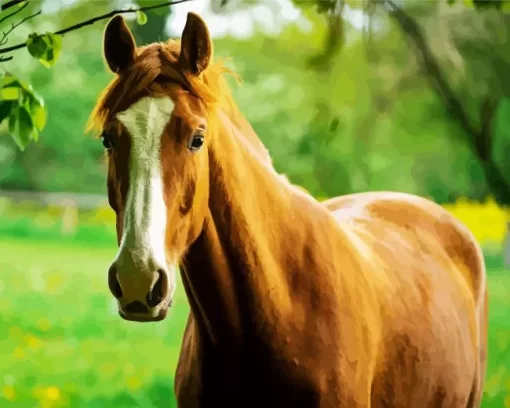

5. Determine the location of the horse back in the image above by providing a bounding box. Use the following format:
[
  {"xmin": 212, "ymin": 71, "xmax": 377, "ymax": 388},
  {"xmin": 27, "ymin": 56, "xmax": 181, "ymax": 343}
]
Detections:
[{"xmin": 323, "ymin": 191, "xmax": 486, "ymax": 305}]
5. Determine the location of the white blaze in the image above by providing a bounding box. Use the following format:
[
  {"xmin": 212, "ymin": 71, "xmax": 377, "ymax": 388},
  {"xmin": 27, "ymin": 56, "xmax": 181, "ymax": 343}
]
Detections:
[{"xmin": 114, "ymin": 96, "xmax": 175, "ymax": 272}]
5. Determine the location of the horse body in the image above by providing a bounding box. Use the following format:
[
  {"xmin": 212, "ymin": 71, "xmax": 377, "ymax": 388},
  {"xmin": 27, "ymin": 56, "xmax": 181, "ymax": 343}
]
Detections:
[
  {"xmin": 91, "ymin": 12, "xmax": 488, "ymax": 408},
  {"xmin": 173, "ymin": 107, "xmax": 487, "ymax": 407}
]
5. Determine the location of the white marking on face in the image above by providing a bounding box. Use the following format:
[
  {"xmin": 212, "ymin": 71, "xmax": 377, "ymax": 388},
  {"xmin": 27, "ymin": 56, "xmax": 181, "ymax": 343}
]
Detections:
[{"xmin": 113, "ymin": 96, "xmax": 175, "ymax": 290}]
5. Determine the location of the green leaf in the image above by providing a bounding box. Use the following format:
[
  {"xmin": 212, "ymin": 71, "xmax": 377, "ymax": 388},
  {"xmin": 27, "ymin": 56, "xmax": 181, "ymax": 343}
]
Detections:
[
  {"xmin": 30, "ymin": 127, "xmax": 40, "ymax": 142},
  {"xmin": 447, "ymin": 0, "xmax": 456, "ymax": 4},
  {"xmin": 26, "ymin": 32, "xmax": 63, "ymax": 68},
  {"xmin": 26, "ymin": 33, "xmax": 48, "ymax": 59},
  {"xmin": 26, "ymin": 87, "xmax": 44, "ymax": 108},
  {"xmin": 0, "ymin": 72, "xmax": 47, "ymax": 142},
  {"xmin": 1, "ymin": 72, "xmax": 18, "ymax": 87},
  {"xmin": 30, "ymin": 102, "xmax": 47, "ymax": 132},
  {"xmin": 0, "ymin": 86, "xmax": 20, "ymax": 101},
  {"xmin": 8, "ymin": 106, "xmax": 35, "ymax": 151},
  {"xmin": 136, "ymin": 10, "xmax": 148, "ymax": 25},
  {"xmin": 42, "ymin": 33, "xmax": 63, "ymax": 66},
  {"xmin": 39, "ymin": 50, "xmax": 53, "ymax": 68},
  {"xmin": 0, "ymin": 101, "xmax": 13, "ymax": 124}
]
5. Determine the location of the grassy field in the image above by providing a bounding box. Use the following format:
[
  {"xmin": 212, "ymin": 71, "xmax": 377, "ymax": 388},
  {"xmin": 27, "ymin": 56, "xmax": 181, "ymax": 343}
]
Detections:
[
  {"xmin": 0, "ymin": 198, "xmax": 510, "ymax": 406},
  {"xmin": 0, "ymin": 237, "xmax": 187, "ymax": 407}
]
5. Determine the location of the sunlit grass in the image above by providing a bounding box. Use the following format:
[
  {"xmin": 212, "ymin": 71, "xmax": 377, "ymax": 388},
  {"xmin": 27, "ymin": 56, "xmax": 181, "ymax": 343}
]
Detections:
[{"xmin": 0, "ymin": 238, "xmax": 187, "ymax": 407}]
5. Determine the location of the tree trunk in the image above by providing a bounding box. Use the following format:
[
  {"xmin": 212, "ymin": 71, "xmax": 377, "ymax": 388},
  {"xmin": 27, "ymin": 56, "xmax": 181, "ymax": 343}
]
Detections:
[{"xmin": 477, "ymin": 155, "xmax": 510, "ymax": 205}]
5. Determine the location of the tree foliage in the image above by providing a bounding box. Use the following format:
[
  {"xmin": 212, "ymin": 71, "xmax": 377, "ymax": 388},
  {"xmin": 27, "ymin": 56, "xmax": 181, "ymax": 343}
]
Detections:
[
  {"xmin": 26, "ymin": 32, "xmax": 63, "ymax": 68},
  {"xmin": 0, "ymin": 71, "xmax": 45, "ymax": 150},
  {"xmin": 1, "ymin": 0, "xmax": 510, "ymax": 207}
]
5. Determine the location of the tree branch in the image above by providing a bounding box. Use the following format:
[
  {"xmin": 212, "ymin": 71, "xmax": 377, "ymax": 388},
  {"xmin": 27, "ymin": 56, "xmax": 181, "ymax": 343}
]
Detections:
[
  {"xmin": 382, "ymin": 0, "xmax": 510, "ymax": 204},
  {"xmin": 308, "ymin": 13, "xmax": 344, "ymax": 72},
  {"xmin": 0, "ymin": 9, "xmax": 41, "ymax": 46},
  {"xmin": 382, "ymin": 0, "xmax": 478, "ymax": 139},
  {"xmin": 0, "ymin": 0, "xmax": 28, "ymax": 26},
  {"xmin": 477, "ymin": 96, "xmax": 500, "ymax": 161},
  {"xmin": 0, "ymin": 0, "xmax": 25, "ymax": 12},
  {"xmin": 0, "ymin": 0, "xmax": 191, "ymax": 56}
]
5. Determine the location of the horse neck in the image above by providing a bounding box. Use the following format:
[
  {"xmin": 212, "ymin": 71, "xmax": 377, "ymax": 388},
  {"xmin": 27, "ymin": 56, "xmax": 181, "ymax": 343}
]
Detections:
[{"xmin": 181, "ymin": 109, "xmax": 314, "ymax": 348}]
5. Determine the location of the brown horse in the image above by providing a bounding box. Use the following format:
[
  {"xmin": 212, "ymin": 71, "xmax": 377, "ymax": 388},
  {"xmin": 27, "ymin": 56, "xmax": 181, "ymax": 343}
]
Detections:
[{"xmin": 88, "ymin": 12, "xmax": 488, "ymax": 408}]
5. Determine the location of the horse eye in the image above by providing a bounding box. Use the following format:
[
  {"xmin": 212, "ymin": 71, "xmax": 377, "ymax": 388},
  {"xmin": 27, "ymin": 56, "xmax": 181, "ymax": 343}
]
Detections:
[
  {"xmin": 101, "ymin": 132, "xmax": 113, "ymax": 150},
  {"xmin": 188, "ymin": 133, "xmax": 204, "ymax": 152}
]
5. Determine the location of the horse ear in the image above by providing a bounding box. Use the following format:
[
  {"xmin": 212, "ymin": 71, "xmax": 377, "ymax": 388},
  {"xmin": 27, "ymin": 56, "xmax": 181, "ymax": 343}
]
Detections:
[
  {"xmin": 178, "ymin": 12, "xmax": 212, "ymax": 76},
  {"xmin": 103, "ymin": 15, "xmax": 137, "ymax": 74}
]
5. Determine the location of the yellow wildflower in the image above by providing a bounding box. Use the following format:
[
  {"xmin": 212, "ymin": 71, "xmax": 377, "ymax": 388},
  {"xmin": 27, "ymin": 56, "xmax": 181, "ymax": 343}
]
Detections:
[
  {"xmin": 2, "ymin": 385, "xmax": 15, "ymax": 401},
  {"xmin": 45, "ymin": 386, "xmax": 61, "ymax": 401}
]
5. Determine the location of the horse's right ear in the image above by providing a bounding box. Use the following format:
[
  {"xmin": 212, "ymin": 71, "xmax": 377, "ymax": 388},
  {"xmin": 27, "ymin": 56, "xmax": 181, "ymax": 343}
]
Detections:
[
  {"xmin": 103, "ymin": 15, "xmax": 137, "ymax": 74},
  {"xmin": 178, "ymin": 12, "xmax": 212, "ymax": 76}
]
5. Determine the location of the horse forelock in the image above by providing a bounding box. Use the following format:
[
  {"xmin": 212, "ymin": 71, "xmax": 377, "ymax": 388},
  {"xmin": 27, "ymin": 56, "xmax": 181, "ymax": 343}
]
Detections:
[{"xmin": 86, "ymin": 40, "xmax": 241, "ymax": 137}]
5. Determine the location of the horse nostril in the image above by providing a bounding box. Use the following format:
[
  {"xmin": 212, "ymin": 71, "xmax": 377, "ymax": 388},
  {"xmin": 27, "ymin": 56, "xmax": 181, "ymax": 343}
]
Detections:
[
  {"xmin": 108, "ymin": 266, "xmax": 123, "ymax": 299},
  {"xmin": 146, "ymin": 269, "xmax": 167, "ymax": 307},
  {"xmin": 124, "ymin": 300, "xmax": 149, "ymax": 314}
]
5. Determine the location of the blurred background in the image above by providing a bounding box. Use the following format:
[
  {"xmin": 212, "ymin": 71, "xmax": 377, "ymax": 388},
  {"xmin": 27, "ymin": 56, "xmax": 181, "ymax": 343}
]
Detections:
[{"xmin": 0, "ymin": 0, "xmax": 510, "ymax": 406}]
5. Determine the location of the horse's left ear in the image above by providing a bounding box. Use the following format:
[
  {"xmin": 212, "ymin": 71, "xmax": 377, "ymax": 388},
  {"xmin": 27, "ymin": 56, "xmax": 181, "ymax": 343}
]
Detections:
[
  {"xmin": 103, "ymin": 15, "xmax": 137, "ymax": 74},
  {"xmin": 178, "ymin": 12, "xmax": 212, "ymax": 76}
]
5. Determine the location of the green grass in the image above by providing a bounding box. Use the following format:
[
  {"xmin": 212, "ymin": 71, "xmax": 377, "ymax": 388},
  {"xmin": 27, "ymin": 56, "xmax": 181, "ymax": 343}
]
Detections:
[
  {"xmin": 0, "ymin": 235, "xmax": 509, "ymax": 407},
  {"xmin": 0, "ymin": 237, "xmax": 188, "ymax": 407}
]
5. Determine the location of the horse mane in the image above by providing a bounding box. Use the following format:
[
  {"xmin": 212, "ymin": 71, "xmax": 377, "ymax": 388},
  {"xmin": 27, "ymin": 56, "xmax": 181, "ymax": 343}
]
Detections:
[{"xmin": 86, "ymin": 39, "xmax": 244, "ymax": 136}]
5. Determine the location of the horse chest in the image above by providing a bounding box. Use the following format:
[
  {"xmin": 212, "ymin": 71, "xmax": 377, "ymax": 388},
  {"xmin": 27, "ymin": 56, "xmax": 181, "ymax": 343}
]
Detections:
[{"xmin": 175, "ymin": 339, "xmax": 365, "ymax": 408}]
